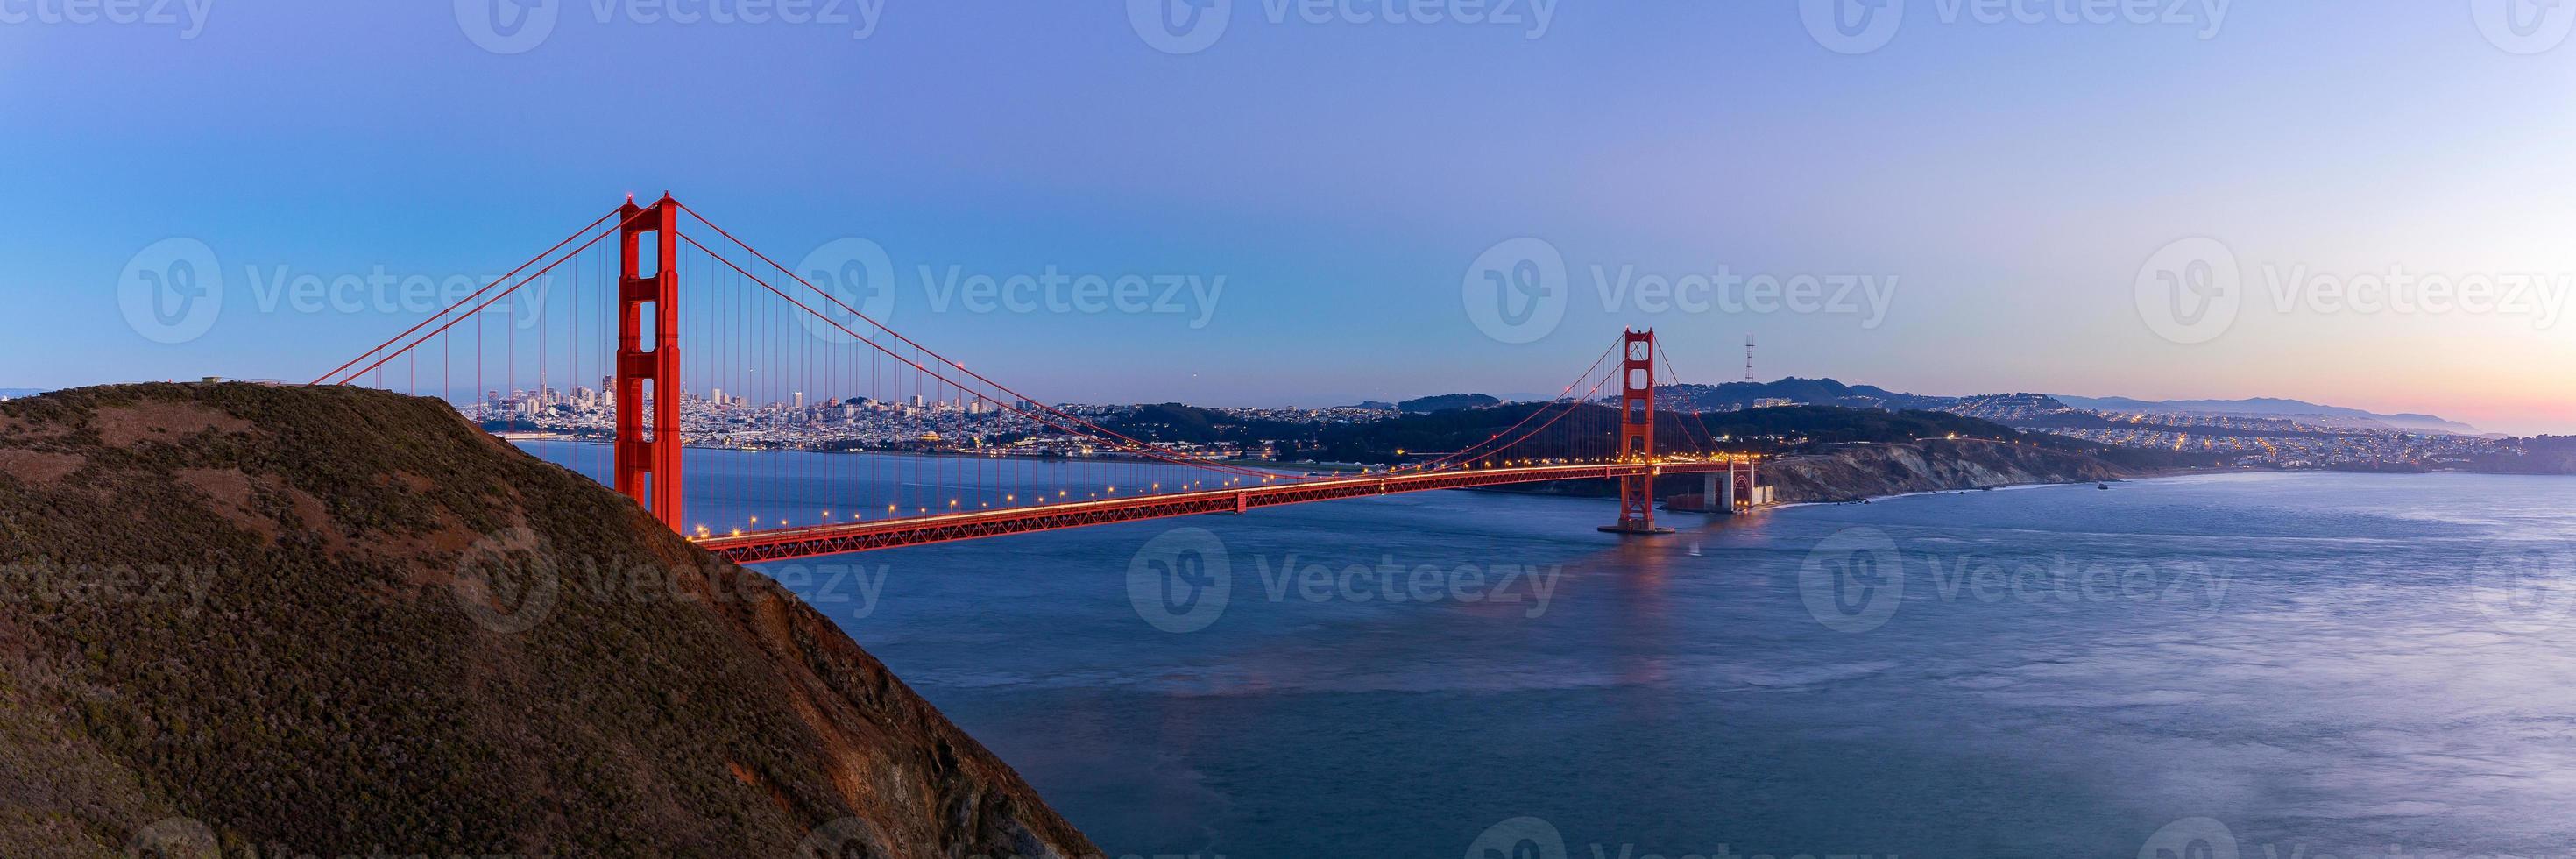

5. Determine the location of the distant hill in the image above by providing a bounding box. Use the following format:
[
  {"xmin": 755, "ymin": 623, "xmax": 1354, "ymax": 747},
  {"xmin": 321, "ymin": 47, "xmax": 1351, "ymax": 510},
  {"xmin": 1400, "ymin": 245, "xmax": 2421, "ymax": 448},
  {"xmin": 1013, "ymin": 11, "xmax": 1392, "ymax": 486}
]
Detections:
[
  {"xmin": 1398, "ymin": 394, "xmax": 1500, "ymax": 413},
  {"xmin": 1654, "ymin": 378, "xmax": 1950, "ymax": 413},
  {"xmin": 1631, "ymin": 380, "xmax": 2483, "ymax": 437},
  {"xmin": 1939, "ymin": 393, "xmax": 2113, "ymax": 429},
  {"xmin": 0, "ymin": 384, "xmax": 1094, "ymax": 856},
  {"xmin": 2474, "ymin": 436, "xmax": 2576, "ymax": 474},
  {"xmin": 2052, "ymin": 394, "xmax": 2485, "ymax": 435}
]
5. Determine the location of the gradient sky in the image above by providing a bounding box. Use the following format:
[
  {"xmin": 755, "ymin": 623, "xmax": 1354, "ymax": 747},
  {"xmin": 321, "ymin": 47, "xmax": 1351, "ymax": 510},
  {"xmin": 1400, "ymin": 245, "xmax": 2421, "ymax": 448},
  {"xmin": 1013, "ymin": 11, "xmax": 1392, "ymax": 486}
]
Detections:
[{"xmin": 4, "ymin": 2, "xmax": 2573, "ymax": 433}]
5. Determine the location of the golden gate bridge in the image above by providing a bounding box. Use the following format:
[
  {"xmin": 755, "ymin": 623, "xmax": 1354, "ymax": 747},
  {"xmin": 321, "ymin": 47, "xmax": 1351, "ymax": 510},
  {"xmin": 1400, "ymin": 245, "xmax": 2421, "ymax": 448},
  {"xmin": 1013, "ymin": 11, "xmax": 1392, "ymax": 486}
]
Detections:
[{"xmin": 314, "ymin": 195, "xmax": 1765, "ymax": 563}]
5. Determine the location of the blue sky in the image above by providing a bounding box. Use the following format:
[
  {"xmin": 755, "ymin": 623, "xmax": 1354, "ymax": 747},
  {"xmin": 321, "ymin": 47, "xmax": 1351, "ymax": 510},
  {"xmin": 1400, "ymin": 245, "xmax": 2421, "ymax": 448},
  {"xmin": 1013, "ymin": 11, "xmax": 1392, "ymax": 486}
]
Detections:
[{"xmin": 4, "ymin": 2, "xmax": 2573, "ymax": 432}]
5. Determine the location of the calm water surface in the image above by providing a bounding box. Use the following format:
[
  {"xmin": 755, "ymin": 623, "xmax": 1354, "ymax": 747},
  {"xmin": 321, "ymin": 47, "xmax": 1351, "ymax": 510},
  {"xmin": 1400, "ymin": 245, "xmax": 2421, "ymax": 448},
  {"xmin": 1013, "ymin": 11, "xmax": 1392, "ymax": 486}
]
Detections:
[{"xmin": 522, "ymin": 444, "xmax": 2576, "ymax": 858}]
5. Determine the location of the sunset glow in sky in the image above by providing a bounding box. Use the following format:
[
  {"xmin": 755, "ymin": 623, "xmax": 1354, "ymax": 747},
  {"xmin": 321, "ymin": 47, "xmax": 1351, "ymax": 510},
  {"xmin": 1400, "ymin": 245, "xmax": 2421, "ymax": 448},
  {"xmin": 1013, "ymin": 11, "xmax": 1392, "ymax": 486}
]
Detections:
[{"xmin": 3, "ymin": 3, "xmax": 2572, "ymax": 433}]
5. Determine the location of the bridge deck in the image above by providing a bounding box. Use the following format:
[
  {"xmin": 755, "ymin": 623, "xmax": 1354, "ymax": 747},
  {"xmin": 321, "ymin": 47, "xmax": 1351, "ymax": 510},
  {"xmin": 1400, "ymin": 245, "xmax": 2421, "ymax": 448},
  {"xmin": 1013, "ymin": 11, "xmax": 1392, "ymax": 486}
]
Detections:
[{"xmin": 692, "ymin": 461, "xmax": 1738, "ymax": 563}]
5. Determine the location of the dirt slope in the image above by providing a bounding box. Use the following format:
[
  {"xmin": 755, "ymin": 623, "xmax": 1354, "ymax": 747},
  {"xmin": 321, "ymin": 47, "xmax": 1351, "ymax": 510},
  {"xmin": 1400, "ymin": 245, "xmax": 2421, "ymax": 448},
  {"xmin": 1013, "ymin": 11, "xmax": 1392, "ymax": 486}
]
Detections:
[{"xmin": 0, "ymin": 383, "xmax": 1095, "ymax": 858}]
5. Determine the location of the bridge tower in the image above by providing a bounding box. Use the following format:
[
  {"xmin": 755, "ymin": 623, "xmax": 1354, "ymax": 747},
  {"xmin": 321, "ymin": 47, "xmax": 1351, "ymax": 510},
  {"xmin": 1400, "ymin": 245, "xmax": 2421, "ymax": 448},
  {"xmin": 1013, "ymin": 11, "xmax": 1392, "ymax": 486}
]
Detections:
[
  {"xmin": 614, "ymin": 194, "xmax": 684, "ymax": 529},
  {"xmin": 1600, "ymin": 330, "xmax": 1674, "ymax": 535}
]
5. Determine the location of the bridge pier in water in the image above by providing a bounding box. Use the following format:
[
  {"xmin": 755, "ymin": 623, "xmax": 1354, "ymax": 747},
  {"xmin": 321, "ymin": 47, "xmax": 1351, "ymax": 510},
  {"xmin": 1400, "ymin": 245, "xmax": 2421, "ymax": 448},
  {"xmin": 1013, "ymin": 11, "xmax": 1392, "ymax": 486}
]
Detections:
[{"xmin": 1704, "ymin": 457, "xmax": 1770, "ymax": 514}]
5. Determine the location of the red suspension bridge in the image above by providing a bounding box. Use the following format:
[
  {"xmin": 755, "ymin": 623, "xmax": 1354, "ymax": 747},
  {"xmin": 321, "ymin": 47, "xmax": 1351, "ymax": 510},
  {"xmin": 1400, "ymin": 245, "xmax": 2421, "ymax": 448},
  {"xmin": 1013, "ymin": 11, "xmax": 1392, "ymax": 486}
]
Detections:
[{"xmin": 315, "ymin": 195, "xmax": 1766, "ymax": 563}]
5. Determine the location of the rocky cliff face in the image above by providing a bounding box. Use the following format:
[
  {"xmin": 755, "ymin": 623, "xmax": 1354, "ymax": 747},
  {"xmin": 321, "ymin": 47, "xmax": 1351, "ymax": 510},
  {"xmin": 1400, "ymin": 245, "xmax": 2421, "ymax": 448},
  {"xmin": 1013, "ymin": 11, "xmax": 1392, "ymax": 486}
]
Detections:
[
  {"xmin": 0, "ymin": 383, "xmax": 1095, "ymax": 858},
  {"xmin": 1761, "ymin": 438, "xmax": 2135, "ymax": 503}
]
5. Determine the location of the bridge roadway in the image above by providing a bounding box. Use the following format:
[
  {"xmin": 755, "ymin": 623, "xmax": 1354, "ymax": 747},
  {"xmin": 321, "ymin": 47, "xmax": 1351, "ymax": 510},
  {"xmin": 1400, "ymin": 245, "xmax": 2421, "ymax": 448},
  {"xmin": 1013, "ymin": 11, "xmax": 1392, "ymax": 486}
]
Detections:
[{"xmin": 692, "ymin": 460, "xmax": 1739, "ymax": 563}]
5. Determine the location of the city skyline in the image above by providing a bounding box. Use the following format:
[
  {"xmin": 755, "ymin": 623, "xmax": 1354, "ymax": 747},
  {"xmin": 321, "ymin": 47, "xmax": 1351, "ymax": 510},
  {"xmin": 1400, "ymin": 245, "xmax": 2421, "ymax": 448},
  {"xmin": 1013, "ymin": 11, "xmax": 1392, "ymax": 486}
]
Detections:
[{"xmin": 5, "ymin": 4, "xmax": 2575, "ymax": 433}]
